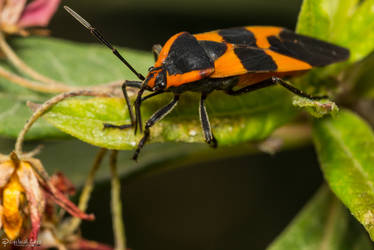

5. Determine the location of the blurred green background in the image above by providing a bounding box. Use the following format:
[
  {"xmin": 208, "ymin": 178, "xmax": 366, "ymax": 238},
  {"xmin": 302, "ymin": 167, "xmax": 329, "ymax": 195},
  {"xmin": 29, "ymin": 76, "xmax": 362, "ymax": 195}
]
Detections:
[{"xmin": 0, "ymin": 0, "xmax": 325, "ymax": 249}]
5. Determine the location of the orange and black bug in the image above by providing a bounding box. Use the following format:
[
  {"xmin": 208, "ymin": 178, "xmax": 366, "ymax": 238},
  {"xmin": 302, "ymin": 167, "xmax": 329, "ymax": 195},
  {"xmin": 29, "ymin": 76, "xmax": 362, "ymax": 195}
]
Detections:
[{"xmin": 65, "ymin": 7, "xmax": 350, "ymax": 160}]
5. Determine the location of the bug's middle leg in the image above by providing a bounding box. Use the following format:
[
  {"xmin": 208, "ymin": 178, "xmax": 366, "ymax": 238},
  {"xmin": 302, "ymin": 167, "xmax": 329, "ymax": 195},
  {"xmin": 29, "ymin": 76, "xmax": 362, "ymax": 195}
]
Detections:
[
  {"xmin": 199, "ymin": 93, "xmax": 217, "ymax": 148},
  {"xmin": 103, "ymin": 80, "xmax": 142, "ymax": 130},
  {"xmin": 133, "ymin": 95, "xmax": 180, "ymax": 160}
]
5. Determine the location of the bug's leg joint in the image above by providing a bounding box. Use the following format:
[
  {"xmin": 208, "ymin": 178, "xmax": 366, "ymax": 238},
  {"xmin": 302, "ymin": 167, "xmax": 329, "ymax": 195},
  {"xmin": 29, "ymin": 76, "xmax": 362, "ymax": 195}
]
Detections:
[
  {"xmin": 132, "ymin": 95, "xmax": 180, "ymax": 161},
  {"xmin": 103, "ymin": 123, "xmax": 132, "ymax": 129}
]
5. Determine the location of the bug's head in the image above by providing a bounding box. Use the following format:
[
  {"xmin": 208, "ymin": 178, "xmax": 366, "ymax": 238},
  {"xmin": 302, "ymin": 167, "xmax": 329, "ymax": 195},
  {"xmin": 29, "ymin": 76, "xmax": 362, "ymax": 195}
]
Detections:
[
  {"xmin": 144, "ymin": 66, "xmax": 167, "ymax": 91},
  {"xmin": 133, "ymin": 65, "xmax": 167, "ymax": 134}
]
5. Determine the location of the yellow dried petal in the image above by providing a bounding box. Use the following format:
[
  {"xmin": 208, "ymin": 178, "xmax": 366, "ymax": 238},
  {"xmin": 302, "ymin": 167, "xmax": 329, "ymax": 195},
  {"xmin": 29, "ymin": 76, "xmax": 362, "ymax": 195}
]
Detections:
[
  {"xmin": 18, "ymin": 161, "xmax": 44, "ymax": 213},
  {"xmin": 0, "ymin": 204, "xmax": 3, "ymax": 229},
  {"xmin": 0, "ymin": 160, "xmax": 15, "ymax": 187},
  {"xmin": 2, "ymin": 174, "xmax": 25, "ymax": 240},
  {"xmin": 18, "ymin": 161, "xmax": 45, "ymax": 240}
]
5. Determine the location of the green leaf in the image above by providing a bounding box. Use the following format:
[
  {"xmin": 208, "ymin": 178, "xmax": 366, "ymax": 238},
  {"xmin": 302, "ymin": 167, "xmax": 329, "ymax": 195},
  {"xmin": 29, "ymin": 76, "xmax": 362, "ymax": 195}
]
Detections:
[
  {"xmin": 345, "ymin": 52, "xmax": 374, "ymax": 99},
  {"xmin": 297, "ymin": 0, "xmax": 374, "ymax": 63},
  {"xmin": 42, "ymin": 86, "xmax": 297, "ymax": 150},
  {"xmin": 268, "ymin": 186, "xmax": 373, "ymax": 250},
  {"xmin": 296, "ymin": 0, "xmax": 358, "ymax": 42},
  {"xmin": 0, "ymin": 36, "xmax": 153, "ymax": 139},
  {"xmin": 292, "ymin": 96, "xmax": 339, "ymax": 118},
  {"xmin": 295, "ymin": 0, "xmax": 374, "ymax": 104},
  {"xmin": 313, "ymin": 109, "xmax": 374, "ymax": 240}
]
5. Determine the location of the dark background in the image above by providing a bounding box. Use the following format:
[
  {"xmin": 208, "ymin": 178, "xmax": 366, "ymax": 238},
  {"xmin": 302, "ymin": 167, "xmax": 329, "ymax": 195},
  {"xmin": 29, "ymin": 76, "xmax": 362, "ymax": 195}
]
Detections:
[{"xmin": 0, "ymin": 0, "xmax": 324, "ymax": 249}]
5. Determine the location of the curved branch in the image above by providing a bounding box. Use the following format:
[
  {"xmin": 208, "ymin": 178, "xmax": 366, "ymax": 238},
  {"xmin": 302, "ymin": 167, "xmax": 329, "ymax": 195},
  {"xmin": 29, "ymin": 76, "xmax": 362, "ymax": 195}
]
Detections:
[
  {"xmin": 15, "ymin": 89, "xmax": 111, "ymax": 155},
  {"xmin": 0, "ymin": 32, "xmax": 69, "ymax": 87}
]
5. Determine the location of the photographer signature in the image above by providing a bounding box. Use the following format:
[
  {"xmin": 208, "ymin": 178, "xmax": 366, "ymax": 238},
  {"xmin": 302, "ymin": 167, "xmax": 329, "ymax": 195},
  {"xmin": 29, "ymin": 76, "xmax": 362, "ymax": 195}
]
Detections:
[{"xmin": 1, "ymin": 238, "xmax": 41, "ymax": 247}]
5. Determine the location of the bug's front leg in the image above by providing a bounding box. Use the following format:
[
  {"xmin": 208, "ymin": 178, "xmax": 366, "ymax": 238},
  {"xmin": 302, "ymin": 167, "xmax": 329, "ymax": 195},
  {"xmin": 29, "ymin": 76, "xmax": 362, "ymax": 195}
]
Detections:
[
  {"xmin": 199, "ymin": 93, "xmax": 217, "ymax": 148},
  {"xmin": 133, "ymin": 95, "xmax": 180, "ymax": 160},
  {"xmin": 103, "ymin": 80, "xmax": 142, "ymax": 130}
]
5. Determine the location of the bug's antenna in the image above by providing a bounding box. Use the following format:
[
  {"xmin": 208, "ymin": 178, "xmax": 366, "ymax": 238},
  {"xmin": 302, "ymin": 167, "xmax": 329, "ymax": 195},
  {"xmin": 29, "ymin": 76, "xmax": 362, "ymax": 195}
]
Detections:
[{"xmin": 64, "ymin": 6, "xmax": 145, "ymax": 81}]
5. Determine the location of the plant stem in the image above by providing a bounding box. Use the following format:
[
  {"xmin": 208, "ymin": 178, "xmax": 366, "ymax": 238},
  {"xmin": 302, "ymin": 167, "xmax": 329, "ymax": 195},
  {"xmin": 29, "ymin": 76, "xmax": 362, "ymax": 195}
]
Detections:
[
  {"xmin": 62, "ymin": 148, "xmax": 108, "ymax": 236},
  {"xmin": 0, "ymin": 62, "xmax": 129, "ymax": 94},
  {"xmin": 110, "ymin": 150, "xmax": 126, "ymax": 250},
  {"xmin": 0, "ymin": 61, "xmax": 133, "ymax": 95},
  {"xmin": 0, "ymin": 32, "xmax": 131, "ymax": 94},
  {"xmin": 0, "ymin": 31, "xmax": 68, "ymax": 87},
  {"xmin": 15, "ymin": 89, "xmax": 111, "ymax": 155},
  {"xmin": 0, "ymin": 64, "xmax": 78, "ymax": 92}
]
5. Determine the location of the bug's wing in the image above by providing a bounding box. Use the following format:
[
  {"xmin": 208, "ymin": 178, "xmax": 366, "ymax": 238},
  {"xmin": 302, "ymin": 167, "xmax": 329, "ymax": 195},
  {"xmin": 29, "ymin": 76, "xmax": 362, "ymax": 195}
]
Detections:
[
  {"xmin": 195, "ymin": 27, "xmax": 349, "ymax": 78},
  {"xmin": 266, "ymin": 28, "xmax": 350, "ymax": 67},
  {"xmin": 209, "ymin": 44, "xmax": 313, "ymax": 78}
]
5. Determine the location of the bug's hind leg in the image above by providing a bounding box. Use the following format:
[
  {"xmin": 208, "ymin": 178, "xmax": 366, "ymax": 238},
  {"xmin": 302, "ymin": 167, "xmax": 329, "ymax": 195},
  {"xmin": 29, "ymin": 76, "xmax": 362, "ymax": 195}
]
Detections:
[
  {"xmin": 133, "ymin": 95, "xmax": 180, "ymax": 160},
  {"xmin": 200, "ymin": 93, "xmax": 217, "ymax": 148},
  {"xmin": 103, "ymin": 80, "xmax": 142, "ymax": 130},
  {"xmin": 272, "ymin": 77, "xmax": 329, "ymax": 100},
  {"xmin": 225, "ymin": 77, "xmax": 329, "ymax": 100}
]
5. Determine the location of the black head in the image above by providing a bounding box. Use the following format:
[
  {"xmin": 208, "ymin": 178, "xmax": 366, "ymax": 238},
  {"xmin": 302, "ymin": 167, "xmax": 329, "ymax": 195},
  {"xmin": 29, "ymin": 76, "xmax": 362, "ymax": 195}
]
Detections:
[{"xmin": 144, "ymin": 66, "xmax": 167, "ymax": 91}]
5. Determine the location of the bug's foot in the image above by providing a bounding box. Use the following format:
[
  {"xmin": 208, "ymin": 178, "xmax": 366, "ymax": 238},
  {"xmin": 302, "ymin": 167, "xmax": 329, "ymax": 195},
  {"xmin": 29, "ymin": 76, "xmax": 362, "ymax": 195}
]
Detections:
[
  {"xmin": 132, "ymin": 151, "xmax": 140, "ymax": 161},
  {"xmin": 103, "ymin": 123, "xmax": 133, "ymax": 130},
  {"xmin": 132, "ymin": 130, "xmax": 149, "ymax": 161},
  {"xmin": 132, "ymin": 143, "xmax": 144, "ymax": 161},
  {"xmin": 207, "ymin": 137, "xmax": 218, "ymax": 148}
]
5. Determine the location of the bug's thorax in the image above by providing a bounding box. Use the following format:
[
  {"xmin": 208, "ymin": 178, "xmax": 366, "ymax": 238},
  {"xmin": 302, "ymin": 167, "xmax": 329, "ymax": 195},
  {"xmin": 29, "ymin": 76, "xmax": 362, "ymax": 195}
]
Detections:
[
  {"xmin": 143, "ymin": 33, "xmax": 181, "ymax": 91},
  {"xmin": 144, "ymin": 31, "xmax": 216, "ymax": 91}
]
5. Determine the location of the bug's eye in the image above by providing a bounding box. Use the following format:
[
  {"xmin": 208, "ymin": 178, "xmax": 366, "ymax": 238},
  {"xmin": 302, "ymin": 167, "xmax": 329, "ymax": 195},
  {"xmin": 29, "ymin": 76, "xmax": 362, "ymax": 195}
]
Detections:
[{"xmin": 154, "ymin": 70, "xmax": 167, "ymax": 90}]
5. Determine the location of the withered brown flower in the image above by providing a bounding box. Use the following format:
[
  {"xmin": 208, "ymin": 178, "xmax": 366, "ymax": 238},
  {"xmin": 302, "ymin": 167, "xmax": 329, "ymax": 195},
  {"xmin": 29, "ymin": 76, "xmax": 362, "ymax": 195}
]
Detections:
[{"xmin": 0, "ymin": 152, "xmax": 93, "ymax": 242}]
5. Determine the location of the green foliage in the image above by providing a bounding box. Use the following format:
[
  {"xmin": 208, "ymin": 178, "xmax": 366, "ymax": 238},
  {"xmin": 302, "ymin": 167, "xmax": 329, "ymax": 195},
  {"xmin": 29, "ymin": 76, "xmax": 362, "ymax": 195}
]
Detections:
[
  {"xmin": 345, "ymin": 52, "xmax": 374, "ymax": 99},
  {"xmin": 313, "ymin": 110, "xmax": 374, "ymax": 240},
  {"xmin": 268, "ymin": 186, "xmax": 373, "ymax": 250},
  {"xmin": 287, "ymin": 0, "xmax": 374, "ymax": 244},
  {"xmin": 296, "ymin": 0, "xmax": 374, "ymax": 93},
  {"xmin": 297, "ymin": 0, "xmax": 374, "ymax": 63},
  {"xmin": 0, "ymin": 36, "xmax": 153, "ymax": 139}
]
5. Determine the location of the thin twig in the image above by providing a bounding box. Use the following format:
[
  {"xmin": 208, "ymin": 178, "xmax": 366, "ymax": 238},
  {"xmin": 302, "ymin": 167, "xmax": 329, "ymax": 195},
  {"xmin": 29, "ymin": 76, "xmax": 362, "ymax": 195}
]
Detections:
[
  {"xmin": 110, "ymin": 150, "xmax": 126, "ymax": 250},
  {"xmin": 0, "ymin": 31, "xmax": 70, "ymax": 87},
  {"xmin": 21, "ymin": 145, "xmax": 44, "ymax": 158},
  {"xmin": 0, "ymin": 62, "xmax": 134, "ymax": 95},
  {"xmin": 15, "ymin": 89, "xmax": 111, "ymax": 155},
  {"xmin": 0, "ymin": 64, "xmax": 79, "ymax": 92},
  {"xmin": 0, "ymin": 61, "xmax": 129, "ymax": 94},
  {"xmin": 62, "ymin": 148, "xmax": 108, "ymax": 236},
  {"xmin": 0, "ymin": 31, "xmax": 138, "ymax": 95}
]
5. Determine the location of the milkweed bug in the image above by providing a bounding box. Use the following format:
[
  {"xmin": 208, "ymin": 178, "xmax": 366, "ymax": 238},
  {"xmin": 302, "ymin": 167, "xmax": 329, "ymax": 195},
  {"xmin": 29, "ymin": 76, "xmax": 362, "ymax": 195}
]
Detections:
[{"xmin": 64, "ymin": 6, "xmax": 350, "ymax": 160}]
